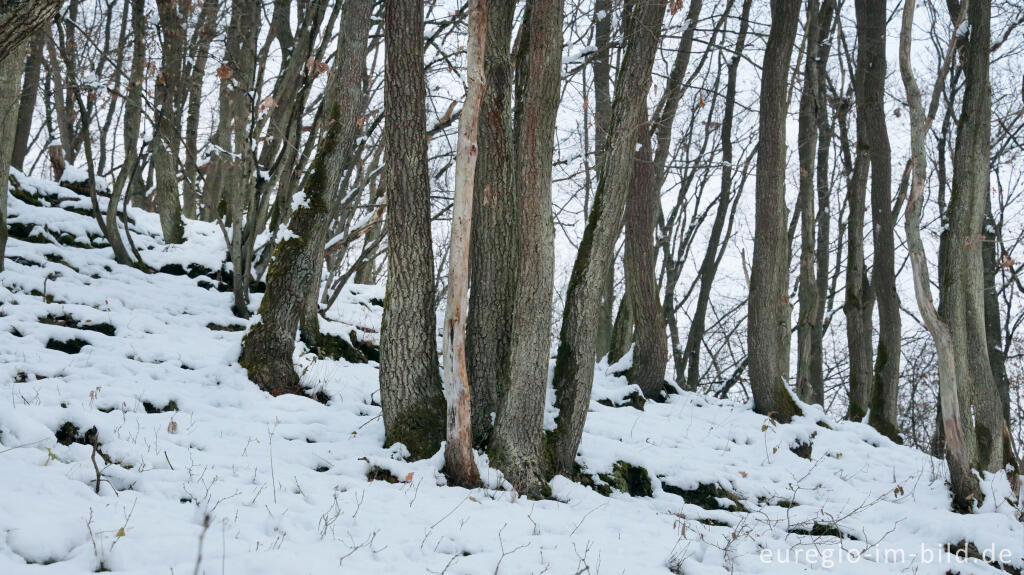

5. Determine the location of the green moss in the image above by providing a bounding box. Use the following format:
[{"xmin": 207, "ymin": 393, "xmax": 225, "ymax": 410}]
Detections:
[
  {"xmin": 309, "ymin": 331, "xmax": 367, "ymax": 363},
  {"xmin": 384, "ymin": 399, "xmax": 445, "ymax": 461},
  {"xmin": 662, "ymin": 482, "xmax": 746, "ymax": 511},
  {"xmin": 596, "ymin": 461, "xmax": 653, "ymax": 497},
  {"xmin": 789, "ymin": 522, "xmax": 844, "ymax": 539},
  {"xmin": 46, "ymin": 337, "xmax": 89, "ymax": 354}
]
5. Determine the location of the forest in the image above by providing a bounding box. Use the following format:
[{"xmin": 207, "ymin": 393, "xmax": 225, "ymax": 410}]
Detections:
[{"xmin": 0, "ymin": 0, "xmax": 1023, "ymax": 572}]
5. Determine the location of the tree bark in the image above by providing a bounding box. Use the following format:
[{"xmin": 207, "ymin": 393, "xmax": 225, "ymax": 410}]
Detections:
[
  {"xmin": 466, "ymin": 0, "xmax": 515, "ymax": 446},
  {"xmin": 0, "ymin": 43, "xmax": 25, "ymax": 272},
  {"xmin": 442, "ymin": 0, "xmax": 486, "ymax": 489},
  {"xmin": 898, "ymin": 0, "xmax": 980, "ymax": 511},
  {"xmin": 152, "ymin": 0, "xmax": 187, "ymax": 244},
  {"xmin": 241, "ymin": 0, "xmax": 373, "ymax": 398},
  {"xmin": 489, "ymin": 0, "xmax": 563, "ymax": 496},
  {"xmin": 379, "ymin": 0, "xmax": 446, "ymax": 460},
  {"xmin": 550, "ymin": 0, "xmax": 667, "ymax": 476},
  {"xmin": 182, "ymin": 0, "xmax": 219, "ymax": 219},
  {"xmin": 939, "ymin": 0, "xmax": 1012, "ymax": 472},
  {"xmin": 679, "ymin": 0, "xmax": 752, "ymax": 391},
  {"xmin": 623, "ymin": 116, "xmax": 666, "ymax": 397},
  {"xmin": 0, "ymin": 0, "xmax": 61, "ymax": 63},
  {"xmin": 592, "ymin": 0, "xmax": 614, "ymax": 361},
  {"xmin": 747, "ymin": 0, "xmax": 802, "ymax": 422},
  {"xmin": 855, "ymin": 0, "xmax": 901, "ymax": 441},
  {"xmin": 11, "ymin": 29, "xmax": 43, "ymax": 170}
]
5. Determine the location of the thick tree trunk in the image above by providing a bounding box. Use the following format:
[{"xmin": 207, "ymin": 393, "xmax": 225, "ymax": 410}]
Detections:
[
  {"xmin": 940, "ymin": 0, "xmax": 1012, "ymax": 473},
  {"xmin": 241, "ymin": 0, "xmax": 372, "ymax": 398},
  {"xmin": 489, "ymin": 0, "xmax": 562, "ymax": 496},
  {"xmin": 466, "ymin": 0, "xmax": 515, "ymax": 446},
  {"xmin": 624, "ymin": 119, "xmax": 666, "ymax": 397},
  {"xmin": 379, "ymin": 0, "xmax": 446, "ymax": 460},
  {"xmin": 0, "ymin": 0, "xmax": 61, "ymax": 63},
  {"xmin": 747, "ymin": 0, "xmax": 802, "ymax": 422},
  {"xmin": 152, "ymin": 0, "xmax": 186, "ymax": 244},
  {"xmin": 855, "ymin": 0, "xmax": 901, "ymax": 441},
  {"xmin": 550, "ymin": 0, "xmax": 667, "ymax": 477},
  {"xmin": 442, "ymin": 0, "xmax": 486, "ymax": 490},
  {"xmin": 898, "ymin": 0, "xmax": 980, "ymax": 511}
]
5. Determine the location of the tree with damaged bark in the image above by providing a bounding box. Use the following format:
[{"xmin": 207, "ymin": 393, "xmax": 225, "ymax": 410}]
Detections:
[
  {"xmin": 441, "ymin": 0, "xmax": 486, "ymax": 489},
  {"xmin": 747, "ymin": 0, "xmax": 802, "ymax": 422}
]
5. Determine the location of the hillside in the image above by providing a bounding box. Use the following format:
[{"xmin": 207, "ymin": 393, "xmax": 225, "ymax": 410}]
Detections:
[{"xmin": 1, "ymin": 172, "xmax": 1021, "ymax": 574}]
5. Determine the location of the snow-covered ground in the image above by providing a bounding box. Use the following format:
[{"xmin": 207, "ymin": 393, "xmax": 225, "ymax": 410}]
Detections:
[{"xmin": 1, "ymin": 173, "xmax": 1021, "ymax": 574}]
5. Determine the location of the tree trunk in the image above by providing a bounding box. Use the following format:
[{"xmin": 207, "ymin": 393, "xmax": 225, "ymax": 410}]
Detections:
[
  {"xmin": 152, "ymin": 0, "xmax": 186, "ymax": 244},
  {"xmin": 680, "ymin": 0, "xmax": 752, "ymax": 392},
  {"xmin": 11, "ymin": 29, "xmax": 43, "ymax": 170},
  {"xmin": 0, "ymin": 43, "xmax": 25, "ymax": 272},
  {"xmin": 591, "ymin": 0, "xmax": 614, "ymax": 361},
  {"xmin": 379, "ymin": 0, "xmax": 446, "ymax": 460},
  {"xmin": 489, "ymin": 0, "xmax": 562, "ymax": 496},
  {"xmin": 0, "ymin": 0, "xmax": 61, "ymax": 63},
  {"xmin": 442, "ymin": 0, "xmax": 486, "ymax": 489},
  {"xmin": 608, "ymin": 290, "xmax": 633, "ymax": 364},
  {"xmin": 550, "ymin": 0, "xmax": 667, "ymax": 477},
  {"xmin": 940, "ymin": 0, "xmax": 1012, "ymax": 473},
  {"xmin": 747, "ymin": 0, "xmax": 802, "ymax": 422},
  {"xmin": 856, "ymin": 0, "xmax": 901, "ymax": 441},
  {"xmin": 182, "ymin": 0, "xmax": 219, "ymax": 219},
  {"xmin": 898, "ymin": 0, "xmax": 980, "ymax": 511},
  {"xmin": 241, "ymin": 0, "xmax": 373, "ymax": 398},
  {"xmin": 466, "ymin": 0, "xmax": 515, "ymax": 447},
  {"xmin": 623, "ymin": 118, "xmax": 666, "ymax": 397},
  {"xmin": 795, "ymin": 0, "xmax": 823, "ymax": 405}
]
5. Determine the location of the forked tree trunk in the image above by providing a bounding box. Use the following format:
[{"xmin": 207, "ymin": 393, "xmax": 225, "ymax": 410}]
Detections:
[
  {"xmin": 939, "ymin": 0, "xmax": 1013, "ymax": 473},
  {"xmin": 379, "ymin": 0, "xmax": 446, "ymax": 460},
  {"xmin": 550, "ymin": 0, "xmax": 668, "ymax": 477},
  {"xmin": 898, "ymin": 0, "xmax": 979, "ymax": 511},
  {"xmin": 442, "ymin": 0, "xmax": 486, "ymax": 489},
  {"xmin": 489, "ymin": 0, "xmax": 562, "ymax": 496},
  {"xmin": 240, "ymin": 0, "xmax": 373, "ymax": 398},
  {"xmin": 747, "ymin": 0, "xmax": 802, "ymax": 422}
]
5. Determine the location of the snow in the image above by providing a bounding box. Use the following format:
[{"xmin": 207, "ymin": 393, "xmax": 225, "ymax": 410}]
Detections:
[{"xmin": 1, "ymin": 174, "xmax": 1022, "ymax": 574}]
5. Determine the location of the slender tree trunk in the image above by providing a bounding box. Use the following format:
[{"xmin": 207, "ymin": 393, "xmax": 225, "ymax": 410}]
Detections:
[
  {"xmin": 379, "ymin": 0, "xmax": 445, "ymax": 460},
  {"xmin": 152, "ymin": 0, "xmax": 186, "ymax": 244},
  {"xmin": 747, "ymin": 0, "xmax": 802, "ymax": 422},
  {"xmin": 182, "ymin": 0, "xmax": 219, "ymax": 219},
  {"xmin": 11, "ymin": 30, "xmax": 43, "ymax": 170},
  {"xmin": 623, "ymin": 116, "xmax": 666, "ymax": 397},
  {"xmin": 855, "ymin": 0, "xmax": 901, "ymax": 441},
  {"xmin": 241, "ymin": 0, "xmax": 373, "ymax": 398},
  {"xmin": 982, "ymin": 199, "xmax": 1009, "ymax": 426},
  {"xmin": 898, "ymin": 0, "xmax": 980, "ymax": 511},
  {"xmin": 795, "ymin": 0, "xmax": 823, "ymax": 405},
  {"xmin": 550, "ymin": 0, "xmax": 668, "ymax": 476},
  {"xmin": 592, "ymin": 0, "xmax": 614, "ymax": 360},
  {"xmin": 0, "ymin": 43, "xmax": 25, "ymax": 272},
  {"xmin": 466, "ymin": 0, "xmax": 515, "ymax": 446},
  {"xmin": 843, "ymin": 87, "xmax": 873, "ymax": 422},
  {"xmin": 489, "ymin": 0, "xmax": 562, "ymax": 496},
  {"xmin": 680, "ymin": 0, "xmax": 752, "ymax": 391},
  {"xmin": 442, "ymin": 0, "xmax": 486, "ymax": 489}
]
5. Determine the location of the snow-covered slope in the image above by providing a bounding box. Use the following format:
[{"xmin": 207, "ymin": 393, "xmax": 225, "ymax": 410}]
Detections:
[{"xmin": 1, "ymin": 173, "xmax": 1021, "ymax": 574}]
